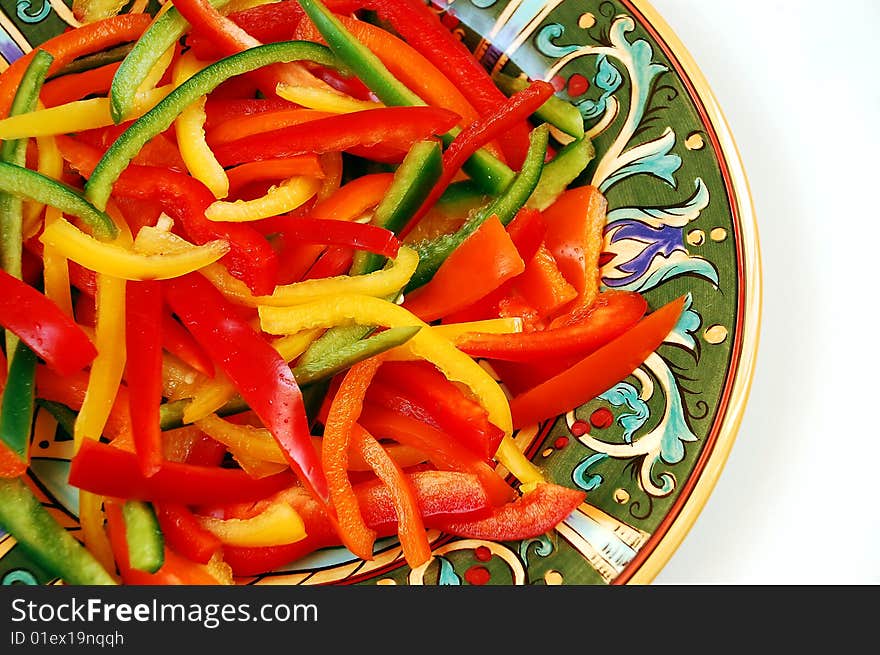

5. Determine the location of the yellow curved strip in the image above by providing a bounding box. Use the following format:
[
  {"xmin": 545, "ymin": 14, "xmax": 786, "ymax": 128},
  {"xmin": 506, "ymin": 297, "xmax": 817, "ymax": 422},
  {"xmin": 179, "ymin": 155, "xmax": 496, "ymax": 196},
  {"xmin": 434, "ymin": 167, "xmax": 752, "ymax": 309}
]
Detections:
[
  {"xmin": 39, "ymin": 218, "xmax": 229, "ymax": 280},
  {"xmin": 204, "ymin": 176, "xmax": 320, "ymax": 223},
  {"xmin": 276, "ymin": 83, "xmax": 384, "ymax": 114},
  {"xmin": 197, "ymin": 502, "xmax": 306, "ymax": 548}
]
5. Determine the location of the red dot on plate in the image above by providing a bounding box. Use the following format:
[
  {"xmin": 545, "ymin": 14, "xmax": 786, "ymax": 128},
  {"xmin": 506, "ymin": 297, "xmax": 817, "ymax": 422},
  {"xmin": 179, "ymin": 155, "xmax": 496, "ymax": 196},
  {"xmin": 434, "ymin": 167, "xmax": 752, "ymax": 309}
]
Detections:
[
  {"xmin": 567, "ymin": 73, "xmax": 590, "ymax": 97},
  {"xmin": 590, "ymin": 407, "xmax": 614, "ymax": 429},
  {"xmin": 554, "ymin": 436, "xmax": 569, "ymax": 449},
  {"xmin": 570, "ymin": 420, "xmax": 589, "ymax": 436},
  {"xmin": 550, "ymin": 75, "xmax": 567, "ymax": 92},
  {"xmin": 465, "ymin": 566, "xmax": 491, "ymax": 586},
  {"xmin": 475, "ymin": 546, "xmax": 492, "ymax": 562}
]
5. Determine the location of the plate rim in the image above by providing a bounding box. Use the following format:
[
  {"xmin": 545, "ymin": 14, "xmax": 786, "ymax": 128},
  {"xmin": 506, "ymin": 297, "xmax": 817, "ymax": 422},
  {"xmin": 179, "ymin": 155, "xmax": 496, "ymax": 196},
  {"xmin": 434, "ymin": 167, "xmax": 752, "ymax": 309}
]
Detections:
[{"xmin": 617, "ymin": 0, "xmax": 763, "ymax": 584}]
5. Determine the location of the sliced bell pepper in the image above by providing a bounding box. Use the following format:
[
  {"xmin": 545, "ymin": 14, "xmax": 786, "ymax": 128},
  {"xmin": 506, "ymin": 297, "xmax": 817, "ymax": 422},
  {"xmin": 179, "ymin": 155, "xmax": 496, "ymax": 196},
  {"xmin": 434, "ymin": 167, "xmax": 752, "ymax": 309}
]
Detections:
[
  {"xmin": 57, "ymin": 136, "xmax": 277, "ymax": 295},
  {"xmin": 321, "ymin": 356, "xmax": 385, "ymax": 559},
  {"xmin": 509, "ymin": 244, "xmax": 578, "ymax": 320},
  {"xmin": 70, "ymin": 438, "xmax": 297, "ymax": 504},
  {"xmin": 226, "ymin": 155, "xmax": 324, "ymax": 194},
  {"xmin": 87, "ymin": 40, "xmax": 339, "ymax": 211},
  {"xmin": 40, "ymin": 61, "xmax": 122, "ymax": 108},
  {"xmin": 509, "ymin": 295, "xmax": 687, "ymax": 428},
  {"xmin": 122, "ymin": 500, "xmax": 165, "ymax": 573},
  {"xmin": 203, "ymin": 96, "xmax": 299, "ymax": 131},
  {"xmin": 364, "ymin": 0, "xmax": 532, "ymax": 168},
  {"xmin": 494, "ymin": 72, "xmax": 586, "ymax": 139},
  {"xmin": 204, "ymin": 175, "xmax": 320, "ymax": 223},
  {"xmin": 302, "ymin": 246, "xmax": 353, "ymax": 280},
  {"xmin": 161, "ymin": 312, "xmax": 216, "ymax": 378},
  {"xmin": 295, "ymin": 13, "xmax": 480, "ymax": 128},
  {"xmin": 357, "ymin": 402, "xmax": 514, "ymax": 507},
  {"xmin": 40, "ymin": 217, "xmax": 230, "ymax": 280},
  {"xmin": 406, "ymin": 124, "xmax": 549, "ymax": 293},
  {"xmin": 211, "ymin": 106, "xmax": 458, "ymax": 168},
  {"xmin": 456, "ymin": 290, "xmax": 648, "ymax": 364},
  {"xmin": 0, "ymin": 267, "xmax": 98, "ymax": 375},
  {"xmin": 402, "ymin": 214, "xmax": 525, "ymax": 323},
  {"xmin": 350, "ymin": 140, "xmax": 442, "ymax": 276},
  {"xmin": 221, "ymin": 470, "xmax": 491, "ymax": 576},
  {"xmin": 274, "ymin": 82, "xmax": 383, "ymax": 113},
  {"xmin": 0, "ymin": 162, "xmax": 117, "ymax": 241},
  {"xmin": 164, "ymin": 273, "xmax": 329, "ymax": 506},
  {"xmin": 197, "ymin": 500, "xmax": 306, "ymax": 548},
  {"xmin": 296, "ymin": 0, "xmax": 513, "ymax": 194},
  {"xmin": 436, "ymin": 481, "xmax": 586, "ymax": 541},
  {"xmin": 401, "ymin": 79, "xmax": 555, "ymax": 238},
  {"xmin": 0, "ymin": 440, "xmax": 26, "ymax": 478},
  {"xmin": 0, "ymin": 477, "xmax": 117, "ymax": 585},
  {"xmin": 109, "ymin": 0, "xmax": 229, "ymax": 123},
  {"xmin": 0, "ymin": 13, "xmax": 152, "ymax": 118},
  {"xmin": 542, "ymin": 185, "xmax": 608, "ymax": 310},
  {"xmin": 527, "ymin": 137, "xmax": 595, "ymax": 212},
  {"xmin": 0, "ymin": 342, "xmax": 37, "ymax": 465},
  {"xmin": 125, "ymin": 280, "xmax": 164, "ymax": 478},
  {"xmin": 269, "ymin": 217, "xmax": 400, "ymax": 258},
  {"xmin": 351, "ymin": 424, "xmax": 431, "ymax": 568},
  {"xmin": 206, "ymin": 108, "xmax": 332, "ymax": 146},
  {"xmin": 155, "ymin": 503, "xmax": 223, "ymax": 565}
]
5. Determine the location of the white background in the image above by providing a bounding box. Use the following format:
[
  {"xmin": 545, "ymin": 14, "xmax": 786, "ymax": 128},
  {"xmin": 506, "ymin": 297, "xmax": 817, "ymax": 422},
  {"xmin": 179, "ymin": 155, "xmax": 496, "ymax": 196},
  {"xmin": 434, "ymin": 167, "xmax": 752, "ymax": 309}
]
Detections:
[{"xmin": 645, "ymin": 0, "xmax": 879, "ymax": 584}]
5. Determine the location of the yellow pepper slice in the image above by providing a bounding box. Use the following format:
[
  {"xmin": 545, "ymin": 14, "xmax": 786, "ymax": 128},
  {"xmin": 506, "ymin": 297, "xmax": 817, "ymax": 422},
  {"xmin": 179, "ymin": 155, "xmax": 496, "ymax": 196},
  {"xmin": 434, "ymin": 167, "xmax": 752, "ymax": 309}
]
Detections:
[
  {"xmin": 256, "ymin": 294, "xmax": 545, "ymax": 488},
  {"xmin": 137, "ymin": 43, "xmax": 176, "ymax": 95},
  {"xmin": 22, "ymin": 129, "xmax": 63, "ymax": 237},
  {"xmin": 41, "ymin": 207, "xmax": 74, "ymax": 319},
  {"xmin": 39, "ymin": 218, "xmax": 230, "ymax": 280},
  {"xmin": 79, "ymin": 491, "xmax": 118, "ymax": 581},
  {"xmin": 173, "ymin": 51, "xmax": 229, "ymax": 199},
  {"xmin": 204, "ymin": 175, "xmax": 320, "ymax": 223},
  {"xmin": 0, "ymin": 86, "xmax": 171, "ymax": 139},
  {"xmin": 276, "ymin": 82, "xmax": 384, "ymax": 114},
  {"xmin": 431, "ymin": 317, "xmax": 524, "ymax": 341},
  {"xmin": 197, "ymin": 501, "xmax": 307, "ymax": 547},
  {"xmin": 263, "ymin": 245, "xmax": 418, "ymax": 307}
]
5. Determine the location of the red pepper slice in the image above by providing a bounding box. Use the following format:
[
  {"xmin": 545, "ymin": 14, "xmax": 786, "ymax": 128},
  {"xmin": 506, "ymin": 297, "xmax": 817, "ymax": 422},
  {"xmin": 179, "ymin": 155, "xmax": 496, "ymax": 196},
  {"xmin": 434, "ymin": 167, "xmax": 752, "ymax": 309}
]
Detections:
[
  {"xmin": 508, "ymin": 243, "xmax": 578, "ymax": 320},
  {"xmin": 203, "ymin": 97, "xmax": 296, "ymax": 131},
  {"xmin": 124, "ymin": 280, "xmax": 164, "ymax": 478},
  {"xmin": 509, "ymin": 295, "xmax": 687, "ymax": 429},
  {"xmin": 352, "ymin": 424, "xmax": 431, "ymax": 568},
  {"xmin": 0, "ymin": 268, "xmax": 97, "ymax": 376},
  {"xmin": 154, "ymin": 503, "xmax": 222, "ymax": 565},
  {"xmin": 457, "ymin": 290, "xmax": 647, "ymax": 364},
  {"xmin": 0, "ymin": 13, "xmax": 151, "ymax": 117},
  {"xmin": 161, "ymin": 312, "xmax": 215, "ymax": 379},
  {"xmin": 56, "ymin": 136, "xmax": 279, "ymax": 295},
  {"xmin": 302, "ymin": 246, "xmax": 353, "ymax": 280},
  {"xmin": 70, "ymin": 438, "xmax": 296, "ymax": 504},
  {"xmin": 221, "ymin": 470, "xmax": 492, "ymax": 576},
  {"xmin": 365, "ymin": 0, "xmax": 532, "ymax": 167},
  {"xmin": 206, "ymin": 109, "xmax": 334, "ymax": 147},
  {"xmin": 436, "ymin": 482, "xmax": 586, "ymax": 541},
  {"xmin": 370, "ymin": 360, "xmax": 504, "ymax": 461},
  {"xmin": 270, "ymin": 217, "xmax": 400, "ymax": 259},
  {"xmin": 402, "ymin": 214, "xmax": 525, "ymax": 322},
  {"xmin": 212, "ymin": 106, "xmax": 459, "ymax": 167},
  {"xmin": 401, "ymin": 80, "xmax": 555, "ymax": 237},
  {"xmin": 358, "ymin": 402, "xmax": 515, "ymax": 506},
  {"xmin": 164, "ymin": 273, "xmax": 329, "ymax": 505},
  {"xmin": 0, "ymin": 441, "xmax": 26, "ymax": 478}
]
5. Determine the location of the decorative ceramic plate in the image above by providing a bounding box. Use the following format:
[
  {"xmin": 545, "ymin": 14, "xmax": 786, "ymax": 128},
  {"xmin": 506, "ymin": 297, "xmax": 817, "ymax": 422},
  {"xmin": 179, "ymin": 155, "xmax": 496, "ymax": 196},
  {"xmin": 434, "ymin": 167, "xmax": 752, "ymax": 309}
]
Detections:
[{"xmin": 0, "ymin": 0, "xmax": 760, "ymax": 586}]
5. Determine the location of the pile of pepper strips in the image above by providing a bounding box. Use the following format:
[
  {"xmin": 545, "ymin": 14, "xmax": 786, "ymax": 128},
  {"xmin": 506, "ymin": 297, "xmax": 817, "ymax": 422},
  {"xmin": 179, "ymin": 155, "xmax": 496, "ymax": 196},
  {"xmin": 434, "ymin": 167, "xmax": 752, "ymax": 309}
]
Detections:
[{"xmin": 0, "ymin": 0, "xmax": 685, "ymax": 584}]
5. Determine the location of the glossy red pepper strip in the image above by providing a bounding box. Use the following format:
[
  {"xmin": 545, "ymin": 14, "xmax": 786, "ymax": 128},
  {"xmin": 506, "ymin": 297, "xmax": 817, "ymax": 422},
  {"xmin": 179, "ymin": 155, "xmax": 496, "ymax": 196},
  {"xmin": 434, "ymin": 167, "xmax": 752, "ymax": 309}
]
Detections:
[
  {"xmin": 510, "ymin": 295, "xmax": 687, "ymax": 429},
  {"xmin": 369, "ymin": 361, "xmax": 504, "ymax": 462},
  {"xmin": 70, "ymin": 438, "xmax": 297, "ymax": 505},
  {"xmin": 358, "ymin": 402, "xmax": 515, "ymax": 506},
  {"xmin": 270, "ymin": 217, "xmax": 399, "ymax": 259},
  {"xmin": 364, "ymin": 0, "xmax": 532, "ymax": 167},
  {"xmin": 124, "ymin": 281, "xmax": 164, "ymax": 478},
  {"xmin": 164, "ymin": 273, "xmax": 329, "ymax": 506},
  {"xmin": 0, "ymin": 268, "xmax": 97, "ymax": 376},
  {"xmin": 154, "ymin": 503, "xmax": 222, "ymax": 565},
  {"xmin": 226, "ymin": 156, "xmax": 325, "ymax": 195},
  {"xmin": 56, "ymin": 136, "xmax": 278, "ymax": 295},
  {"xmin": 203, "ymin": 97, "xmax": 296, "ymax": 131},
  {"xmin": 435, "ymin": 482, "xmax": 586, "ymax": 541},
  {"xmin": 401, "ymin": 80, "xmax": 556, "ymax": 237},
  {"xmin": 161, "ymin": 312, "xmax": 216, "ymax": 379},
  {"xmin": 457, "ymin": 291, "xmax": 648, "ymax": 363},
  {"xmin": 221, "ymin": 470, "xmax": 492, "ymax": 576},
  {"xmin": 212, "ymin": 106, "xmax": 460, "ymax": 167},
  {"xmin": 302, "ymin": 246, "xmax": 353, "ymax": 281}
]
